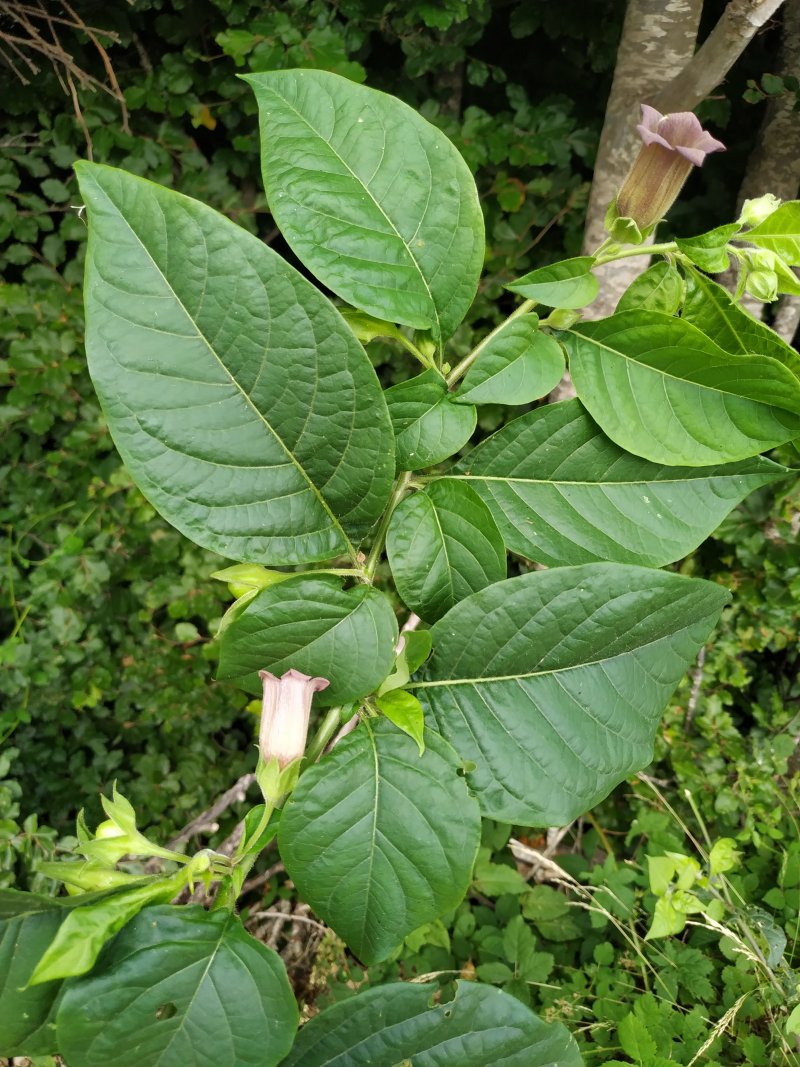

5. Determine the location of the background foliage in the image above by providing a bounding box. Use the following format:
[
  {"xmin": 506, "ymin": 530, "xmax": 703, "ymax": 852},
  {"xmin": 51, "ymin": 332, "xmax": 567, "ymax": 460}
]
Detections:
[{"xmin": 2, "ymin": 0, "xmax": 798, "ymax": 1062}]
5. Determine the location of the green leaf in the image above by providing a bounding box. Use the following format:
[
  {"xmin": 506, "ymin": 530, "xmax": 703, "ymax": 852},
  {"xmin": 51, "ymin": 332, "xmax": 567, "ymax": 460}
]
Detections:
[
  {"xmin": 675, "ymin": 223, "xmax": 741, "ymax": 273},
  {"xmin": 29, "ymin": 876, "xmax": 181, "ymax": 985},
  {"xmin": 0, "ymin": 891, "xmax": 67, "ymax": 1055},
  {"xmin": 618, "ymin": 1012, "xmax": 658, "ymax": 1065},
  {"xmin": 645, "ymin": 896, "xmax": 687, "ymax": 940},
  {"xmin": 405, "ymin": 630, "xmax": 433, "ymax": 674},
  {"xmin": 741, "ymin": 200, "xmax": 800, "ymax": 265},
  {"xmin": 472, "ymin": 851, "xmax": 529, "ymax": 897},
  {"xmin": 74, "ymin": 161, "xmax": 393, "ymax": 564},
  {"xmin": 708, "ymin": 838, "xmax": 740, "ymax": 875},
  {"xmin": 278, "ymin": 718, "xmax": 481, "ymax": 963},
  {"xmin": 55, "ymin": 906, "xmax": 297, "ymax": 1067},
  {"xmin": 453, "ymin": 316, "xmax": 565, "ymax": 405},
  {"xmin": 616, "ymin": 261, "xmax": 684, "ymax": 314},
  {"xmin": 648, "ymin": 855, "xmax": 676, "ymax": 896},
  {"xmin": 376, "ymin": 689, "xmax": 426, "ymax": 754},
  {"xmin": 411, "ymin": 564, "xmax": 729, "ymax": 824},
  {"xmin": 682, "ymin": 269, "xmax": 800, "ymax": 379},
  {"xmin": 449, "ymin": 399, "xmax": 788, "ymax": 568},
  {"xmin": 477, "ymin": 961, "xmax": 515, "ymax": 983},
  {"xmin": 506, "ymin": 256, "xmax": 599, "ymax": 309},
  {"xmin": 385, "ymin": 369, "xmax": 476, "ymax": 470},
  {"xmin": 521, "ymin": 886, "xmax": 583, "ymax": 941},
  {"xmin": 217, "ymin": 574, "xmax": 398, "ymax": 704},
  {"xmin": 247, "ymin": 69, "xmax": 484, "ymax": 340},
  {"xmin": 387, "ymin": 480, "xmax": 506, "ymax": 622},
  {"xmin": 279, "ymin": 980, "xmax": 583, "ymax": 1067},
  {"xmin": 564, "ymin": 310, "xmax": 800, "ymax": 464}
]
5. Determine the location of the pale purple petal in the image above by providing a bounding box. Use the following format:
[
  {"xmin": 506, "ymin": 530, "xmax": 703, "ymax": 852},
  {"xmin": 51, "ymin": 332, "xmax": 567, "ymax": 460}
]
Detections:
[
  {"xmin": 658, "ymin": 111, "xmax": 705, "ymax": 147},
  {"xmin": 675, "ymin": 145, "xmax": 707, "ymax": 166},
  {"xmin": 637, "ymin": 126, "xmax": 674, "ymax": 151},
  {"xmin": 639, "ymin": 104, "xmax": 663, "ymax": 132}
]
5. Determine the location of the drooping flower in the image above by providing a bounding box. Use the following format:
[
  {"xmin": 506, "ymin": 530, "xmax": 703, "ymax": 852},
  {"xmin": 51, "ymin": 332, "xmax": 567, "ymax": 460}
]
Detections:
[
  {"xmin": 258, "ymin": 668, "xmax": 330, "ymax": 769},
  {"xmin": 612, "ymin": 105, "xmax": 726, "ymax": 235}
]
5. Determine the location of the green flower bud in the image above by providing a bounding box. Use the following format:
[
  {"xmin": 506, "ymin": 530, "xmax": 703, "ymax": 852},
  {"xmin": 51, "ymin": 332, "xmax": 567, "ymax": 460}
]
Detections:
[{"xmin": 738, "ymin": 193, "xmax": 781, "ymax": 228}]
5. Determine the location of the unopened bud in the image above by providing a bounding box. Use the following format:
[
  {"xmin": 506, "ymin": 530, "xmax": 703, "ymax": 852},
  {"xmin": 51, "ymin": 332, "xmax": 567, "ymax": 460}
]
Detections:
[{"xmin": 738, "ymin": 194, "xmax": 781, "ymax": 228}]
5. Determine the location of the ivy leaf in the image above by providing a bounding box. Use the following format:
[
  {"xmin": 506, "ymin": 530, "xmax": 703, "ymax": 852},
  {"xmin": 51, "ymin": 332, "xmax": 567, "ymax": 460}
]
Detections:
[
  {"xmin": 616, "ymin": 261, "xmax": 684, "ymax": 314},
  {"xmin": 412, "ymin": 564, "xmax": 729, "ymax": 824},
  {"xmin": 741, "ymin": 200, "xmax": 800, "ymax": 265},
  {"xmin": 247, "ymin": 69, "xmax": 484, "ymax": 341},
  {"xmin": 217, "ymin": 574, "xmax": 398, "ymax": 705},
  {"xmin": 563, "ymin": 310, "xmax": 800, "ymax": 464},
  {"xmin": 385, "ymin": 369, "xmax": 476, "ymax": 470},
  {"xmin": 74, "ymin": 161, "xmax": 393, "ymax": 565},
  {"xmin": 55, "ymin": 907, "xmax": 297, "ymax": 1067},
  {"xmin": 387, "ymin": 480, "xmax": 506, "ymax": 622},
  {"xmin": 682, "ymin": 269, "xmax": 800, "ymax": 379},
  {"xmin": 449, "ymin": 399, "xmax": 789, "ymax": 568},
  {"xmin": 506, "ymin": 256, "xmax": 598, "ymax": 309},
  {"xmin": 280, "ymin": 980, "xmax": 583, "ymax": 1067},
  {"xmin": 675, "ymin": 223, "xmax": 741, "ymax": 273},
  {"xmin": 278, "ymin": 718, "xmax": 481, "ymax": 963},
  {"xmin": 453, "ymin": 316, "xmax": 565, "ymax": 405}
]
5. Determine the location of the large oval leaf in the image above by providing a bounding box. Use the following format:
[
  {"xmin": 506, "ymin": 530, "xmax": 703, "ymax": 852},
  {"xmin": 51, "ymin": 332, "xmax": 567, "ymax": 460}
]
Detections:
[
  {"xmin": 281, "ymin": 980, "xmax": 582, "ymax": 1067},
  {"xmin": 411, "ymin": 564, "xmax": 730, "ymax": 825},
  {"xmin": 453, "ymin": 315, "xmax": 565, "ymax": 406},
  {"xmin": 56, "ymin": 907, "xmax": 297, "ymax": 1067},
  {"xmin": 449, "ymin": 399, "xmax": 789, "ymax": 567},
  {"xmin": 387, "ymin": 480, "xmax": 506, "ymax": 622},
  {"xmin": 742, "ymin": 200, "xmax": 800, "ymax": 264},
  {"xmin": 278, "ymin": 718, "xmax": 481, "ymax": 964},
  {"xmin": 385, "ymin": 369, "xmax": 476, "ymax": 470},
  {"xmin": 74, "ymin": 161, "xmax": 394, "ymax": 565},
  {"xmin": 217, "ymin": 574, "xmax": 398, "ymax": 704},
  {"xmin": 0, "ymin": 891, "xmax": 65, "ymax": 1056},
  {"xmin": 247, "ymin": 69, "xmax": 484, "ymax": 341},
  {"xmin": 564, "ymin": 310, "xmax": 800, "ymax": 464}
]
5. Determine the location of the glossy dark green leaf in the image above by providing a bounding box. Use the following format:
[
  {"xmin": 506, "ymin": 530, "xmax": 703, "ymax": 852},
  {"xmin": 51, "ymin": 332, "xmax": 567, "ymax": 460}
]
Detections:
[
  {"xmin": 742, "ymin": 200, "xmax": 800, "ymax": 264},
  {"xmin": 56, "ymin": 906, "xmax": 297, "ymax": 1067},
  {"xmin": 616, "ymin": 261, "xmax": 684, "ymax": 314},
  {"xmin": 506, "ymin": 256, "xmax": 598, "ymax": 308},
  {"xmin": 280, "ymin": 980, "xmax": 582, "ymax": 1067},
  {"xmin": 564, "ymin": 310, "xmax": 800, "ymax": 464},
  {"xmin": 675, "ymin": 223, "xmax": 741, "ymax": 273},
  {"xmin": 682, "ymin": 269, "xmax": 800, "ymax": 379},
  {"xmin": 453, "ymin": 315, "xmax": 564, "ymax": 405},
  {"xmin": 385, "ymin": 369, "xmax": 476, "ymax": 470},
  {"xmin": 278, "ymin": 718, "xmax": 481, "ymax": 963},
  {"xmin": 247, "ymin": 69, "xmax": 484, "ymax": 340},
  {"xmin": 411, "ymin": 564, "xmax": 730, "ymax": 825},
  {"xmin": 217, "ymin": 574, "xmax": 398, "ymax": 704},
  {"xmin": 0, "ymin": 891, "xmax": 65, "ymax": 1056},
  {"xmin": 75, "ymin": 161, "xmax": 393, "ymax": 565},
  {"xmin": 449, "ymin": 399, "xmax": 789, "ymax": 567},
  {"xmin": 386, "ymin": 480, "xmax": 506, "ymax": 621}
]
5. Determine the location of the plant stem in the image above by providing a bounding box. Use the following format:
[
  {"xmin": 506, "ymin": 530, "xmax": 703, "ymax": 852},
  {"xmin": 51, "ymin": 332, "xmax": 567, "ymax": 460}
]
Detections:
[
  {"xmin": 445, "ymin": 298, "xmax": 537, "ymax": 388},
  {"xmin": 594, "ymin": 241, "xmax": 677, "ymax": 266},
  {"xmin": 363, "ymin": 471, "xmax": 414, "ymax": 580},
  {"xmin": 305, "ymin": 706, "xmax": 343, "ymax": 764}
]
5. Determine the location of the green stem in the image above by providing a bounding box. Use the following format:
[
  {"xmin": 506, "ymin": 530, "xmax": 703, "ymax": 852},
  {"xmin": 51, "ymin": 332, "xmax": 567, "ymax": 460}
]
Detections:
[
  {"xmin": 305, "ymin": 706, "xmax": 343, "ymax": 764},
  {"xmin": 363, "ymin": 471, "xmax": 414, "ymax": 580},
  {"xmin": 397, "ymin": 334, "xmax": 435, "ymax": 370},
  {"xmin": 594, "ymin": 241, "xmax": 677, "ymax": 266},
  {"xmin": 445, "ymin": 298, "xmax": 537, "ymax": 388}
]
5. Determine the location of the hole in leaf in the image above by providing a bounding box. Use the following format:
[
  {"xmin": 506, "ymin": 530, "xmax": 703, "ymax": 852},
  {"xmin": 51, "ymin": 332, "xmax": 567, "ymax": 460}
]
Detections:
[{"xmin": 156, "ymin": 1002, "xmax": 178, "ymax": 1021}]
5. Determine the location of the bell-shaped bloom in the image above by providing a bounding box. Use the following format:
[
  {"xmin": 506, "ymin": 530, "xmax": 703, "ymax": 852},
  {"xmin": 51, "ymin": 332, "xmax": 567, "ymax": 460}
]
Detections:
[
  {"xmin": 614, "ymin": 105, "xmax": 725, "ymax": 232},
  {"xmin": 258, "ymin": 668, "xmax": 330, "ymax": 768}
]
